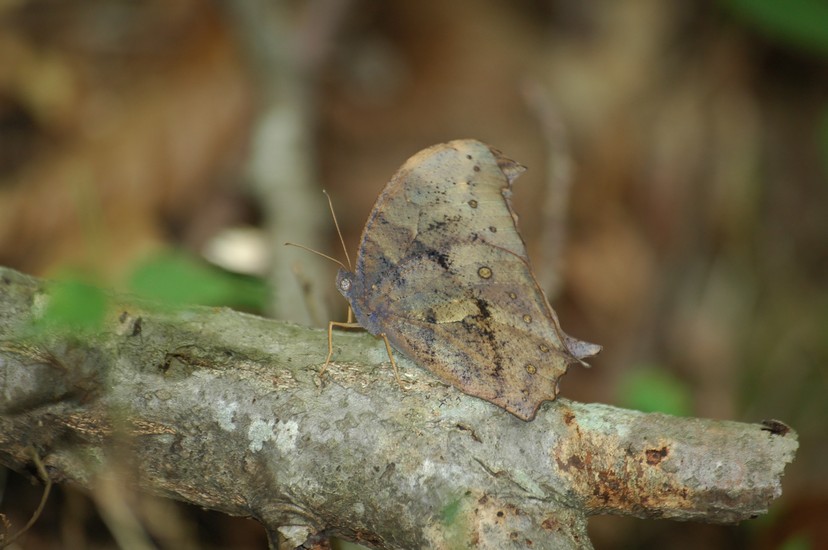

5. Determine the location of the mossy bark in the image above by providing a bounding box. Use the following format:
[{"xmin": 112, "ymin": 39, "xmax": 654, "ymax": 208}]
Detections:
[{"xmin": 0, "ymin": 267, "xmax": 798, "ymax": 549}]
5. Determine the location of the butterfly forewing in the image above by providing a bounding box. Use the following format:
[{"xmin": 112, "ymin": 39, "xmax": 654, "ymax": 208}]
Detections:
[{"xmin": 354, "ymin": 142, "xmax": 529, "ymax": 279}]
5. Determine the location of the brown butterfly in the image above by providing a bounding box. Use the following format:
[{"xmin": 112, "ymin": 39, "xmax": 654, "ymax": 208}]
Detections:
[{"xmin": 331, "ymin": 139, "xmax": 600, "ymax": 421}]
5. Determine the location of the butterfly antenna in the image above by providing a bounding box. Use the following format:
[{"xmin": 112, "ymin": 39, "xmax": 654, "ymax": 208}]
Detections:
[
  {"xmin": 322, "ymin": 191, "xmax": 357, "ymax": 323},
  {"xmin": 323, "ymin": 190, "xmax": 353, "ymax": 271},
  {"xmin": 284, "ymin": 242, "xmax": 350, "ymax": 272}
]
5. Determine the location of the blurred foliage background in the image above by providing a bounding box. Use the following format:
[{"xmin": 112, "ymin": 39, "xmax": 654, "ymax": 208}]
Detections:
[{"xmin": 0, "ymin": 0, "xmax": 826, "ymax": 548}]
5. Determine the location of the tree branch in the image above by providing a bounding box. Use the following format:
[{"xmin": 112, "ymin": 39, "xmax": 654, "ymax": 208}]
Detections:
[{"xmin": 0, "ymin": 267, "xmax": 798, "ymax": 549}]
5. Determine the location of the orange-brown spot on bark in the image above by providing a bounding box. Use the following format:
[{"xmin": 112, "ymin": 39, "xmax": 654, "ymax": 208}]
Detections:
[
  {"xmin": 645, "ymin": 446, "xmax": 669, "ymax": 465},
  {"xmin": 541, "ymin": 517, "xmax": 559, "ymax": 531},
  {"xmin": 556, "ymin": 454, "xmax": 584, "ymax": 472},
  {"xmin": 563, "ymin": 410, "xmax": 575, "ymax": 425}
]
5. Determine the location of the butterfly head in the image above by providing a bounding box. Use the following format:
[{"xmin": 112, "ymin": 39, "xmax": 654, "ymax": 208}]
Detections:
[
  {"xmin": 335, "ymin": 268, "xmax": 356, "ymax": 299},
  {"xmin": 335, "ymin": 267, "xmax": 379, "ymax": 334}
]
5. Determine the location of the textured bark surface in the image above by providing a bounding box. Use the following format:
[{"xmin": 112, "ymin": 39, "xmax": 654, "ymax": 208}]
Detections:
[{"xmin": 0, "ymin": 267, "xmax": 798, "ymax": 549}]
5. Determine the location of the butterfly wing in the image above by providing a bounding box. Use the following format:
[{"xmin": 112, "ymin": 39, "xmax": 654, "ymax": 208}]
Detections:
[
  {"xmin": 380, "ymin": 242, "xmax": 586, "ymax": 421},
  {"xmin": 344, "ymin": 140, "xmax": 599, "ymax": 420},
  {"xmin": 350, "ymin": 140, "xmax": 527, "ymax": 289}
]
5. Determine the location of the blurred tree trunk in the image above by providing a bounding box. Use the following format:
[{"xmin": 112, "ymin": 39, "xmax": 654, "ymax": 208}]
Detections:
[
  {"xmin": 220, "ymin": 0, "xmax": 352, "ymax": 326},
  {"xmin": 0, "ymin": 267, "xmax": 797, "ymax": 549}
]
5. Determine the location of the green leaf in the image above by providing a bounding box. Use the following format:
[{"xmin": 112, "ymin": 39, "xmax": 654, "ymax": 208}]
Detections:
[
  {"xmin": 39, "ymin": 276, "xmax": 108, "ymax": 333},
  {"xmin": 722, "ymin": 0, "xmax": 828, "ymax": 56},
  {"xmin": 127, "ymin": 250, "xmax": 268, "ymax": 311},
  {"xmin": 438, "ymin": 495, "xmax": 470, "ymax": 548},
  {"xmin": 618, "ymin": 366, "xmax": 693, "ymax": 416},
  {"xmin": 440, "ymin": 497, "xmax": 462, "ymax": 525},
  {"xmin": 779, "ymin": 533, "xmax": 813, "ymax": 550}
]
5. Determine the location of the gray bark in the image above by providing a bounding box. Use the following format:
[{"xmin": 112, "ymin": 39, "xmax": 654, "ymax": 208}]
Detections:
[{"xmin": 0, "ymin": 267, "xmax": 798, "ymax": 549}]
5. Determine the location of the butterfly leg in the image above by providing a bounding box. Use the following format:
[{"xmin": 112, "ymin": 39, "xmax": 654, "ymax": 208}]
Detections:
[
  {"xmin": 380, "ymin": 333, "xmax": 403, "ymax": 388},
  {"xmin": 319, "ymin": 320, "xmax": 362, "ymax": 379},
  {"xmin": 319, "ymin": 321, "xmax": 336, "ymax": 379}
]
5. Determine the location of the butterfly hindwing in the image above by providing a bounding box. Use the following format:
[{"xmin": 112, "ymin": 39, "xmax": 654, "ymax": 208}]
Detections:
[{"xmin": 377, "ymin": 243, "xmax": 574, "ymax": 420}]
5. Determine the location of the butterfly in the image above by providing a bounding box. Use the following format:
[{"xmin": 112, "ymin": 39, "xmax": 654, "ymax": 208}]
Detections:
[{"xmin": 329, "ymin": 139, "xmax": 600, "ymax": 421}]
